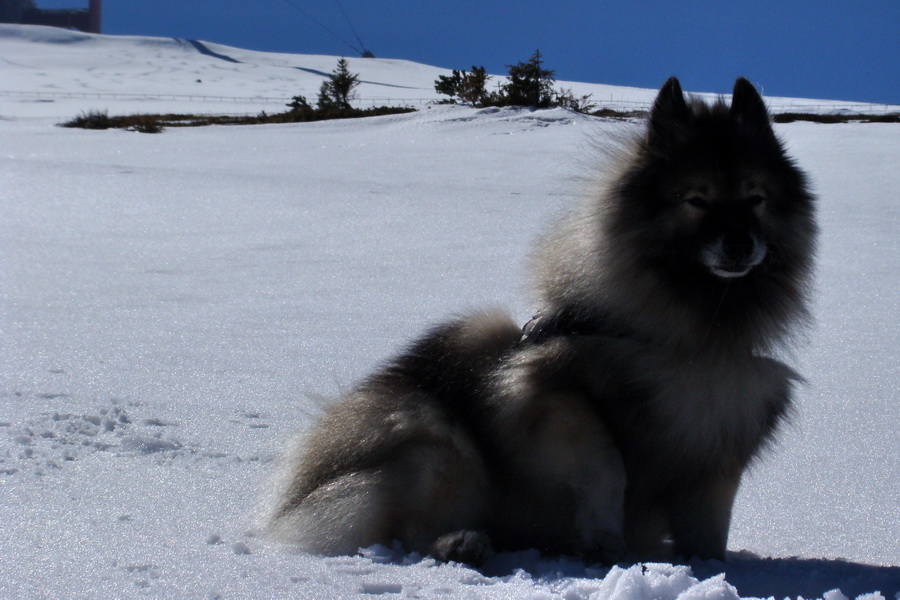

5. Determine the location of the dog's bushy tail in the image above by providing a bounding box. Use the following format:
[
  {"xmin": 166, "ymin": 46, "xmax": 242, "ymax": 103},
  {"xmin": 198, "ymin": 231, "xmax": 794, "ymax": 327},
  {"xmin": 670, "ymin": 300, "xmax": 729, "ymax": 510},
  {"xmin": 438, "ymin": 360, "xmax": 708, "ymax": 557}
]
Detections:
[{"xmin": 262, "ymin": 310, "xmax": 521, "ymax": 555}]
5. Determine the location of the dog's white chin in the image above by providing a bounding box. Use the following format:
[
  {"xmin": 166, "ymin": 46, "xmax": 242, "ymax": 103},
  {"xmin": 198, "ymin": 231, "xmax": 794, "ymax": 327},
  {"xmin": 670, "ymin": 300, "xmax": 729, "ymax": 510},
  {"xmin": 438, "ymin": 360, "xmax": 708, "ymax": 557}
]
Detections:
[
  {"xmin": 710, "ymin": 265, "xmax": 753, "ymax": 279},
  {"xmin": 702, "ymin": 238, "xmax": 767, "ymax": 280}
]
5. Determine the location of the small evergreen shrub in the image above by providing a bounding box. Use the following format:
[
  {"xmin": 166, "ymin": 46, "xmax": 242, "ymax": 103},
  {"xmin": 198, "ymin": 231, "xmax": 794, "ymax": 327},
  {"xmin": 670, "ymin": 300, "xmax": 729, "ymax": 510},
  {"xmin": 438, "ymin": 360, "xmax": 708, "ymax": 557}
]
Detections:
[
  {"xmin": 60, "ymin": 109, "xmax": 113, "ymax": 129},
  {"xmin": 554, "ymin": 88, "xmax": 597, "ymax": 113},
  {"xmin": 434, "ymin": 67, "xmax": 493, "ymax": 106},
  {"xmin": 59, "ymin": 106, "xmax": 417, "ymax": 132},
  {"xmin": 433, "ymin": 50, "xmax": 596, "ymax": 113}
]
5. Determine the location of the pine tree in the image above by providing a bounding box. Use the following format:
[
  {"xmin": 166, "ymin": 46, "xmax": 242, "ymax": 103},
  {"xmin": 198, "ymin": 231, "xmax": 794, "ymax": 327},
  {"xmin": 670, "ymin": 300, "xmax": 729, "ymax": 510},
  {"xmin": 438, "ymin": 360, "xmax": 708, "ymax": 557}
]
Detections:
[
  {"xmin": 434, "ymin": 66, "xmax": 492, "ymax": 106},
  {"xmin": 316, "ymin": 58, "xmax": 359, "ymax": 110},
  {"xmin": 501, "ymin": 50, "xmax": 556, "ymax": 108},
  {"xmin": 459, "ymin": 66, "xmax": 491, "ymax": 106},
  {"xmin": 434, "ymin": 70, "xmax": 466, "ymax": 100}
]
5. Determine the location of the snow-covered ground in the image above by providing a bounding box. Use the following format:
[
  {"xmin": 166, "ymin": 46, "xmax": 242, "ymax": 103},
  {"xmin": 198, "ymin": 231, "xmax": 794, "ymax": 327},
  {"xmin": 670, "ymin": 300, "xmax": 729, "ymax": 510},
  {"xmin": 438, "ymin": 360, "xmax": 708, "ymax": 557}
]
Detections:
[
  {"xmin": 1, "ymin": 25, "xmax": 898, "ymax": 599},
  {"xmin": 2, "ymin": 23, "xmax": 895, "ymax": 119}
]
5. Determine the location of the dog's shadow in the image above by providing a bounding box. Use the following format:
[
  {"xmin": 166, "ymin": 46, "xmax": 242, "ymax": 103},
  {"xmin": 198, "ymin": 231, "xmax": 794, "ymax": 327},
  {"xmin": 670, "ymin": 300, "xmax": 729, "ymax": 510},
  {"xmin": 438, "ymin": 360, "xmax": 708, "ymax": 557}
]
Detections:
[
  {"xmin": 692, "ymin": 553, "xmax": 898, "ymax": 598},
  {"xmin": 479, "ymin": 550, "xmax": 899, "ymax": 598},
  {"xmin": 362, "ymin": 544, "xmax": 897, "ymax": 596}
]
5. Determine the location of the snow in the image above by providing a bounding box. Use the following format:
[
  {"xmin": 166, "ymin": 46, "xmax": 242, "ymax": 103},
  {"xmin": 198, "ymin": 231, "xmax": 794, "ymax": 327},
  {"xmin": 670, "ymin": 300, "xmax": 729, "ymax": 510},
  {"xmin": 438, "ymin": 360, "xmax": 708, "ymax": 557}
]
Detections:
[
  {"xmin": 2, "ymin": 23, "xmax": 893, "ymax": 119},
  {"xmin": 1, "ymin": 24, "xmax": 898, "ymax": 599}
]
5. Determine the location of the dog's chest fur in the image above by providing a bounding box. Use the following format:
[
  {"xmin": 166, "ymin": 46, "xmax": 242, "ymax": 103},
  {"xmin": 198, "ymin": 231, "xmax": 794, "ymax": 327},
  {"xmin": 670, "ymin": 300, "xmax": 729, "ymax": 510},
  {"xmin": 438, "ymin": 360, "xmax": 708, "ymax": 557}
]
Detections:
[{"xmin": 575, "ymin": 340, "xmax": 795, "ymax": 478}]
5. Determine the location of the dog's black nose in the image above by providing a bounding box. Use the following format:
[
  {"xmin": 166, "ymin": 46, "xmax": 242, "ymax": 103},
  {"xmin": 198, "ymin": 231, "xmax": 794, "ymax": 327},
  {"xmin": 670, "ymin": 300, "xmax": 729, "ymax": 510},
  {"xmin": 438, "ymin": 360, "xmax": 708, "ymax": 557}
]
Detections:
[{"xmin": 722, "ymin": 232, "xmax": 757, "ymax": 262}]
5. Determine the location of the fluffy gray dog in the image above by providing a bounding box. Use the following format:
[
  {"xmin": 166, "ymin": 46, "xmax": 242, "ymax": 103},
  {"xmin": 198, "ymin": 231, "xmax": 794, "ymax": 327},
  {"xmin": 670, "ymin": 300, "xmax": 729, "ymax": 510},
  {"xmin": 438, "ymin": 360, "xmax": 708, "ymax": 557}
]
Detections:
[{"xmin": 268, "ymin": 77, "xmax": 817, "ymax": 565}]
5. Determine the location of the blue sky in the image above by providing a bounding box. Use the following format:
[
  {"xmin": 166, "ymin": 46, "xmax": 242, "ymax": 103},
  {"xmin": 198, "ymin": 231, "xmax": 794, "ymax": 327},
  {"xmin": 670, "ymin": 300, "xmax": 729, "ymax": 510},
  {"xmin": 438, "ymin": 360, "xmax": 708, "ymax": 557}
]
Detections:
[{"xmin": 39, "ymin": 0, "xmax": 899, "ymax": 104}]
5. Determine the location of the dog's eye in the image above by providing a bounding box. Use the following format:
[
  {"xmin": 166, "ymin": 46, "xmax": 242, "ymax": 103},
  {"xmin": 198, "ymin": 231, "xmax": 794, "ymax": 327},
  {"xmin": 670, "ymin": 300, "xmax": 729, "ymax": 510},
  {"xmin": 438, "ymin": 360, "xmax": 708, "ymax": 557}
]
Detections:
[
  {"xmin": 683, "ymin": 196, "xmax": 709, "ymax": 209},
  {"xmin": 747, "ymin": 194, "xmax": 767, "ymax": 207}
]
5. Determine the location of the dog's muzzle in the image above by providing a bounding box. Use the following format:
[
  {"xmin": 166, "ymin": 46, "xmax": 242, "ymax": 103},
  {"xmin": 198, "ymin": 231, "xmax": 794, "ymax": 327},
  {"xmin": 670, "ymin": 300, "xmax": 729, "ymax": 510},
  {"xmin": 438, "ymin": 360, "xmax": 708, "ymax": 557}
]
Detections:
[{"xmin": 701, "ymin": 234, "xmax": 767, "ymax": 279}]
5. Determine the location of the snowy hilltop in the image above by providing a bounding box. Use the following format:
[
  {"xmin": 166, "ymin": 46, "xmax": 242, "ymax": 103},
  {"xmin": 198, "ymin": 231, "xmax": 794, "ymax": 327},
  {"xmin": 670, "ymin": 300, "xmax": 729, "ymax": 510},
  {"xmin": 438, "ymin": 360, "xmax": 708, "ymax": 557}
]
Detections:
[{"xmin": 1, "ymin": 24, "xmax": 898, "ymax": 599}]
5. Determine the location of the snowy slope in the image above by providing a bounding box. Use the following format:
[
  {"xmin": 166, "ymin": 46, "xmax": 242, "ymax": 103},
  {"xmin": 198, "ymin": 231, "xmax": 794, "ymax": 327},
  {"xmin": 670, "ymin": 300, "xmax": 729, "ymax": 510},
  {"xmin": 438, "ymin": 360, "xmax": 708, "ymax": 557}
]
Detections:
[
  {"xmin": 2, "ymin": 24, "xmax": 892, "ymax": 120},
  {"xmin": 0, "ymin": 23, "xmax": 651, "ymax": 118},
  {"xmin": 1, "ymin": 25, "xmax": 898, "ymax": 599}
]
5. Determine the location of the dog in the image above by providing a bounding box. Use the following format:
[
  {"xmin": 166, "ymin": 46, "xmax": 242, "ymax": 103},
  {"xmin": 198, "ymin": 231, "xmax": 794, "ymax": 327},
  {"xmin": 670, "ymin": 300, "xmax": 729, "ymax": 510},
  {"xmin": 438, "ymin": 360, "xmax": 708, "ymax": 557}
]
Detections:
[{"xmin": 266, "ymin": 77, "xmax": 817, "ymax": 565}]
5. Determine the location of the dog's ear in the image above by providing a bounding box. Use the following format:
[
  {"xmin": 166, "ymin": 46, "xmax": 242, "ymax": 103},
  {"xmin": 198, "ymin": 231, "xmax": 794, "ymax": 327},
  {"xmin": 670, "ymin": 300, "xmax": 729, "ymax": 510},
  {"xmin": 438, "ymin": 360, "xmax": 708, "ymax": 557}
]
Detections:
[
  {"xmin": 648, "ymin": 76, "xmax": 690, "ymax": 149},
  {"xmin": 730, "ymin": 77, "xmax": 771, "ymax": 131}
]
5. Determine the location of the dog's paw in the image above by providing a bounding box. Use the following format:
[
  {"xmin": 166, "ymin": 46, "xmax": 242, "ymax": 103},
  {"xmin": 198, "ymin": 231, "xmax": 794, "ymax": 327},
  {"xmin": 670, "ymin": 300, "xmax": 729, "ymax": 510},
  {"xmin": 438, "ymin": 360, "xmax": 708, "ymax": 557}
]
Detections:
[{"xmin": 429, "ymin": 530, "xmax": 494, "ymax": 566}]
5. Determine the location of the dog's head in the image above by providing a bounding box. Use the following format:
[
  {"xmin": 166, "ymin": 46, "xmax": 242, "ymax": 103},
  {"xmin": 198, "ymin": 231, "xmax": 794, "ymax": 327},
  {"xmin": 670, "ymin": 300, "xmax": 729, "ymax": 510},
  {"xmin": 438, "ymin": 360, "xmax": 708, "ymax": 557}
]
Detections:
[{"xmin": 612, "ymin": 77, "xmax": 815, "ymax": 286}]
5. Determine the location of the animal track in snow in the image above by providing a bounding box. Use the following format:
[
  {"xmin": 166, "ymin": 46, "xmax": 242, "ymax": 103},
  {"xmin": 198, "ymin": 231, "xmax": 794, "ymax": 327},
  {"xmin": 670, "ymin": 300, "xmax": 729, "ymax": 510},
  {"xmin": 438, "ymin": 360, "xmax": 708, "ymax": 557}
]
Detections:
[
  {"xmin": 2, "ymin": 398, "xmax": 191, "ymax": 476},
  {"xmin": 229, "ymin": 410, "xmax": 271, "ymax": 430}
]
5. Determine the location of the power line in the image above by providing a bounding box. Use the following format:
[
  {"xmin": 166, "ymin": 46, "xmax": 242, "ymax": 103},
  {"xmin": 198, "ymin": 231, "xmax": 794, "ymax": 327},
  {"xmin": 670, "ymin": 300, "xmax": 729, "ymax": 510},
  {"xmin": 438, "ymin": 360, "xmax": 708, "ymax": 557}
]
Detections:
[
  {"xmin": 274, "ymin": 0, "xmax": 363, "ymax": 56},
  {"xmin": 333, "ymin": 0, "xmax": 372, "ymax": 57}
]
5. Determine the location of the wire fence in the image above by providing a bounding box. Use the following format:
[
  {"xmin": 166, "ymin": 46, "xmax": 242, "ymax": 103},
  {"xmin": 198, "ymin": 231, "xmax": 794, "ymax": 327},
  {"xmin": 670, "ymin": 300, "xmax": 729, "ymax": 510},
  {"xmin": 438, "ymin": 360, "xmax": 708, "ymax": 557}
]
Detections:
[
  {"xmin": 767, "ymin": 102, "xmax": 899, "ymax": 114},
  {"xmin": 0, "ymin": 90, "xmax": 435, "ymax": 107},
  {"xmin": 2, "ymin": 90, "xmax": 896, "ymax": 115},
  {"xmin": 1, "ymin": 90, "xmax": 295, "ymax": 104}
]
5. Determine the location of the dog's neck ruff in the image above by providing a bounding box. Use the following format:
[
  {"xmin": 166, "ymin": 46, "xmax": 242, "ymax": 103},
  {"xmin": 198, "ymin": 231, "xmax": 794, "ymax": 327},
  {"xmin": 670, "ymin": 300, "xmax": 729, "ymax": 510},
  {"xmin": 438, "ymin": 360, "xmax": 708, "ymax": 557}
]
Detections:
[{"xmin": 520, "ymin": 305, "xmax": 647, "ymax": 345}]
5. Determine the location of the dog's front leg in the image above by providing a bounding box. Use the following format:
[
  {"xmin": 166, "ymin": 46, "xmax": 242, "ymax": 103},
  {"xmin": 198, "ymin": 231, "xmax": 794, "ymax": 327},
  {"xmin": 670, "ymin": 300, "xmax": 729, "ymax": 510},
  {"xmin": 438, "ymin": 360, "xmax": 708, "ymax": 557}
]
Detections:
[
  {"xmin": 667, "ymin": 470, "xmax": 741, "ymax": 560},
  {"xmin": 499, "ymin": 390, "xmax": 627, "ymax": 560}
]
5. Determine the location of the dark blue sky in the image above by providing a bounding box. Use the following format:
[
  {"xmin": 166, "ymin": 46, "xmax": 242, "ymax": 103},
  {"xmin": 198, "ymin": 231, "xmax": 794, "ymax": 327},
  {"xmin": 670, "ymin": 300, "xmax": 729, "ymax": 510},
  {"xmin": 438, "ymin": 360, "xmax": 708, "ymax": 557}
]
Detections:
[{"xmin": 38, "ymin": 0, "xmax": 899, "ymax": 104}]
